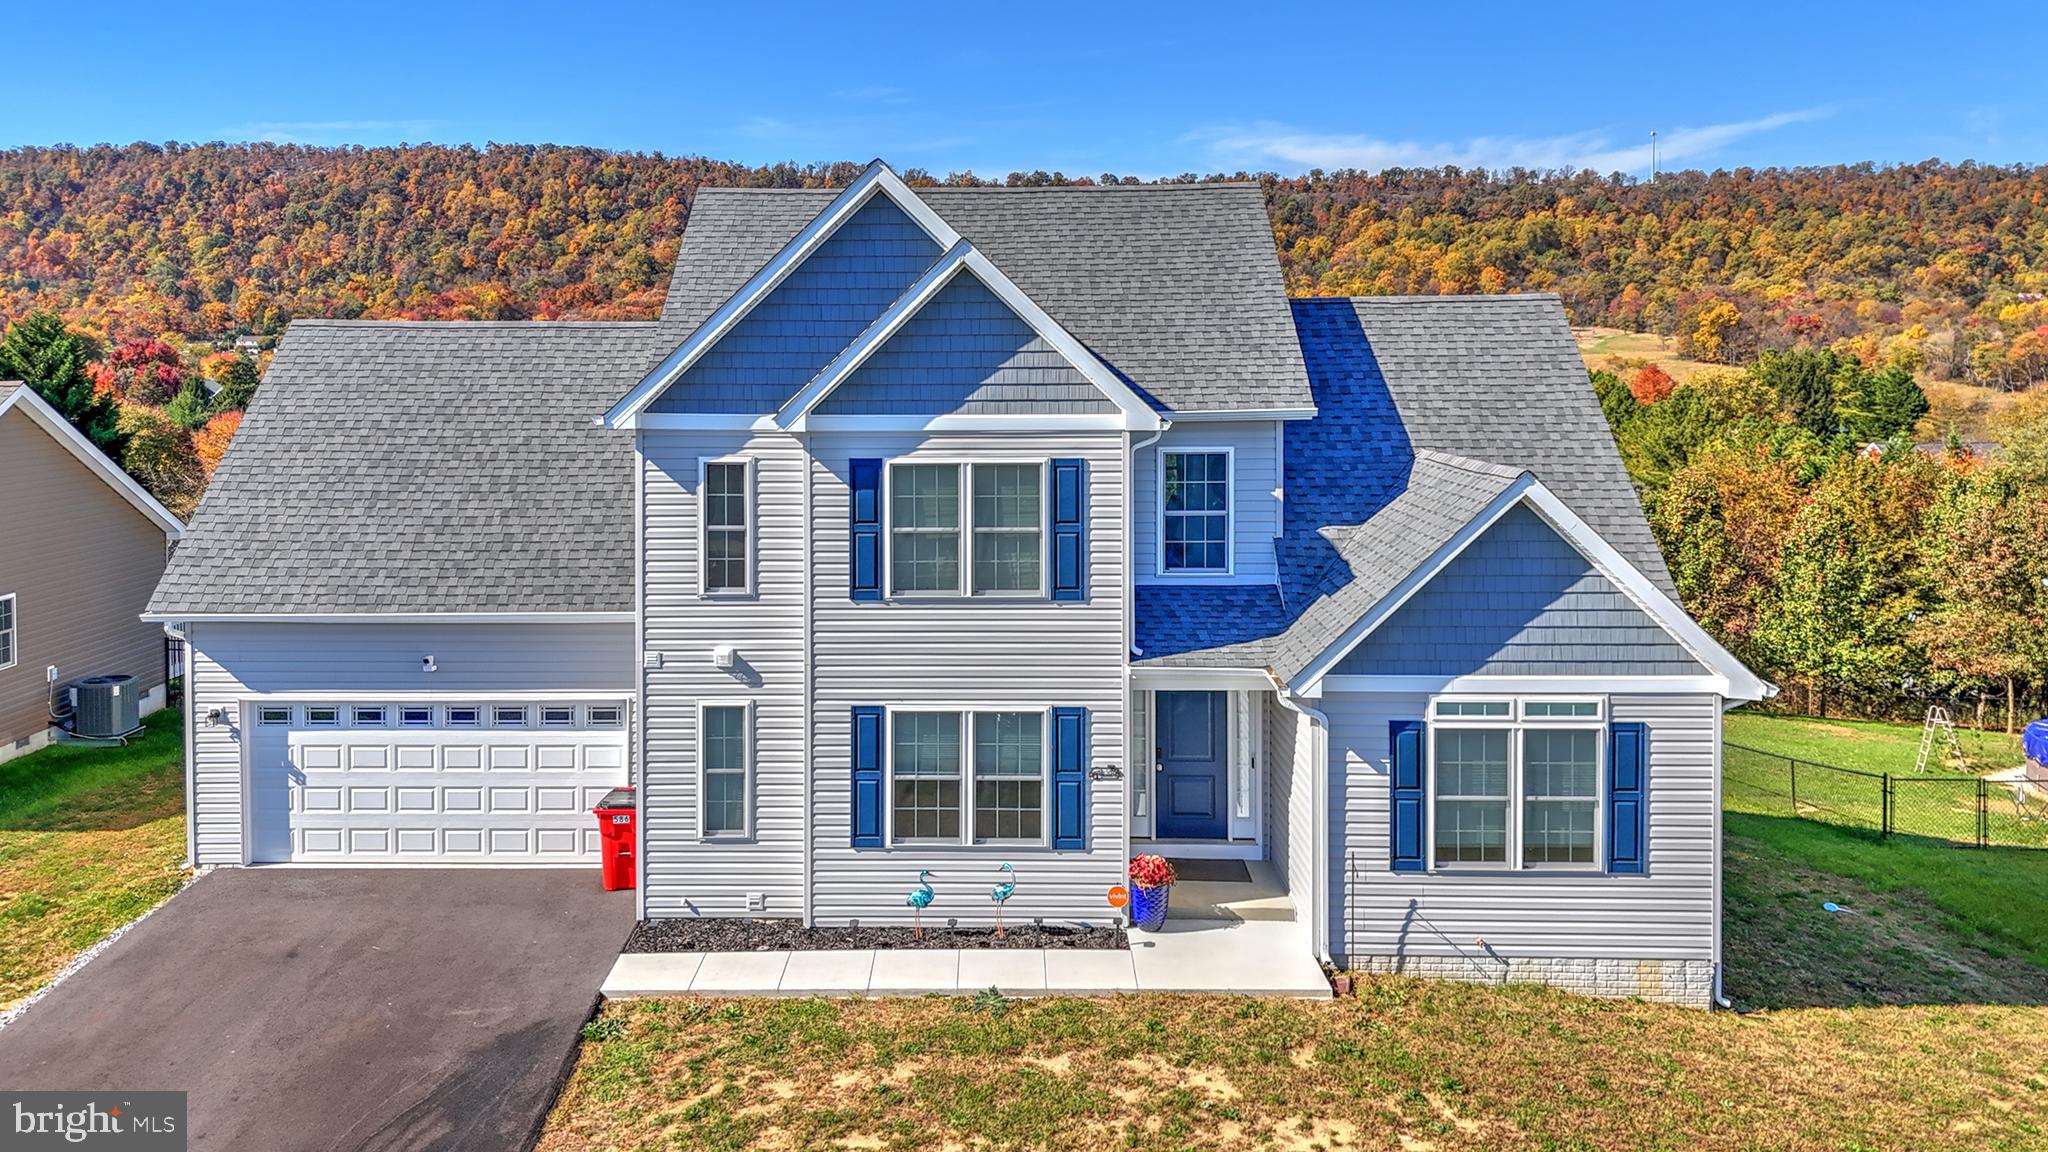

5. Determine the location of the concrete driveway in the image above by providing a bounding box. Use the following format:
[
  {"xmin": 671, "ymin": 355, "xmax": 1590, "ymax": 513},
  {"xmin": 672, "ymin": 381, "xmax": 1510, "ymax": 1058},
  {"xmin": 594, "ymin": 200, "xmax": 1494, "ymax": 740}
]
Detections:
[{"xmin": 0, "ymin": 868, "xmax": 633, "ymax": 1152}]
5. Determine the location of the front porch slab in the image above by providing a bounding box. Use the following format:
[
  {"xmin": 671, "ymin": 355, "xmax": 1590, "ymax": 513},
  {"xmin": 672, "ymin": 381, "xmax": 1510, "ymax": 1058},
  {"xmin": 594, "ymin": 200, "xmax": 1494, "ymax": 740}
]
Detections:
[{"xmin": 1129, "ymin": 920, "xmax": 1330, "ymax": 997}]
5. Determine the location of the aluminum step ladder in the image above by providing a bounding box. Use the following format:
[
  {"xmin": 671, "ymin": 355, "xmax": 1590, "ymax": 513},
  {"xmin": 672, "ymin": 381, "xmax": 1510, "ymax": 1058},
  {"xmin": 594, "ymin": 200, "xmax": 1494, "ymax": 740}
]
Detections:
[{"xmin": 1914, "ymin": 706, "xmax": 1965, "ymax": 773}]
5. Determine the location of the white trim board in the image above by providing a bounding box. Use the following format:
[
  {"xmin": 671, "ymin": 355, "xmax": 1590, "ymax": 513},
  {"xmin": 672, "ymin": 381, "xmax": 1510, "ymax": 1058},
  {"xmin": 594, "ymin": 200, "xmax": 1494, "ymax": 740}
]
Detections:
[
  {"xmin": 606, "ymin": 161, "xmax": 962, "ymax": 429},
  {"xmin": 0, "ymin": 383, "xmax": 185, "ymax": 538},
  {"xmin": 1289, "ymin": 480, "xmax": 1773, "ymax": 703},
  {"xmin": 1323, "ymin": 674, "xmax": 1739, "ymax": 696},
  {"xmin": 140, "ymin": 612, "xmax": 634, "ymax": 625},
  {"xmin": 775, "ymin": 239, "xmax": 1160, "ymax": 434}
]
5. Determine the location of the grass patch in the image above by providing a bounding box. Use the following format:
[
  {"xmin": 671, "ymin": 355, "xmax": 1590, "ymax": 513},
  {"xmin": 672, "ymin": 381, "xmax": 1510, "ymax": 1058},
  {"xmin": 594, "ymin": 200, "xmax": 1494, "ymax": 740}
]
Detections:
[
  {"xmin": 0, "ymin": 709, "xmax": 189, "ymax": 1009},
  {"xmin": 541, "ymin": 990, "xmax": 2048, "ymax": 1152},
  {"xmin": 1725, "ymin": 711, "xmax": 2015, "ymax": 776}
]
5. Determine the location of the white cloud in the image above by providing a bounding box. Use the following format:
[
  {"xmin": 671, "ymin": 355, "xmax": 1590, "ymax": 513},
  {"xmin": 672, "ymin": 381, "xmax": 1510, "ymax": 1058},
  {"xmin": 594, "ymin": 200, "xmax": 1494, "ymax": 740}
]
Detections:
[
  {"xmin": 219, "ymin": 119, "xmax": 442, "ymax": 145},
  {"xmin": 1186, "ymin": 107, "xmax": 1833, "ymax": 175},
  {"xmin": 831, "ymin": 85, "xmax": 909, "ymax": 105}
]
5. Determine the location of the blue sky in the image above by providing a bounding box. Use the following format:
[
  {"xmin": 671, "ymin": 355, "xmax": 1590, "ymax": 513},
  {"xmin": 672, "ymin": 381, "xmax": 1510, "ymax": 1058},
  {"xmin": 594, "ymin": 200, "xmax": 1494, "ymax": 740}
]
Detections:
[{"xmin": 7, "ymin": 1, "xmax": 2039, "ymax": 178}]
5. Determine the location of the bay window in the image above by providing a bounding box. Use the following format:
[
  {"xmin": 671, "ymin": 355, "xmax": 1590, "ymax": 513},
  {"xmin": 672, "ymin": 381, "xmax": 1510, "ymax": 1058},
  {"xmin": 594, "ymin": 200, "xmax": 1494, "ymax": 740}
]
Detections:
[{"xmin": 1429, "ymin": 697, "xmax": 1604, "ymax": 870}]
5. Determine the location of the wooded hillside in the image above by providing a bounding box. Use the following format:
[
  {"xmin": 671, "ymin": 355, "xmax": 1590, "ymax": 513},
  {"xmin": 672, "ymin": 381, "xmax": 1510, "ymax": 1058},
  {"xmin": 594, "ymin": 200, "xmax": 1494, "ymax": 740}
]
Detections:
[{"xmin": 4, "ymin": 144, "xmax": 2046, "ymax": 394}]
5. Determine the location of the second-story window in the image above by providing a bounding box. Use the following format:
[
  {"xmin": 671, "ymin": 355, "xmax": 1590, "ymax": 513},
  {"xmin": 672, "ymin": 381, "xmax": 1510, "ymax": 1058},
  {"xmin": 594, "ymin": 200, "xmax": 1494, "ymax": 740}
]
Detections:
[
  {"xmin": 890, "ymin": 464, "xmax": 961, "ymax": 593},
  {"xmin": 888, "ymin": 461, "xmax": 1049, "ymax": 597},
  {"xmin": 701, "ymin": 459, "xmax": 752, "ymax": 594},
  {"xmin": 971, "ymin": 464, "xmax": 1042, "ymax": 594},
  {"xmin": 1161, "ymin": 449, "xmax": 1231, "ymax": 573}
]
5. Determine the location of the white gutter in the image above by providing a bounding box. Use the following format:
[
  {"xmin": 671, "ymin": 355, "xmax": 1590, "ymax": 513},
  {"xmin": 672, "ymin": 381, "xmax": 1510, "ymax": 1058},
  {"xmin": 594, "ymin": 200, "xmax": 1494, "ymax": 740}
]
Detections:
[
  {"xmin": 1269, "ymin": 673, "xmax": 1332, "ymax": 963},
  {"xmin": 1126, "ymin": 420, "xmax": 1170, "ymax": 660}
]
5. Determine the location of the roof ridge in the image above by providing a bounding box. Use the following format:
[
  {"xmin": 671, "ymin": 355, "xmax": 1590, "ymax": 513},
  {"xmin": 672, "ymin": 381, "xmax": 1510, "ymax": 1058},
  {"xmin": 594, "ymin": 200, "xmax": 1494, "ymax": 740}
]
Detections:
[
  {"xmin": 1412, "ymin": 447, "xmax": 1529, "ymax": 480},
  {"xmin": 288, "ymin": 319, "xmax": 659, "ymax": 329},
  {"xmin": 1311, "ymin": 292, "xmax": 1564, "ymax": 304}
]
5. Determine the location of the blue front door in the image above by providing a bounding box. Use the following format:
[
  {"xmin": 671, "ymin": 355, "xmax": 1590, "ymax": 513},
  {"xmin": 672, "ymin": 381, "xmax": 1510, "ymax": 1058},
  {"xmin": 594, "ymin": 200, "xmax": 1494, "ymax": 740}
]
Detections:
[{"xmin": 1156, "ymin": 690, "xmax": 1228, "ymax": 839}]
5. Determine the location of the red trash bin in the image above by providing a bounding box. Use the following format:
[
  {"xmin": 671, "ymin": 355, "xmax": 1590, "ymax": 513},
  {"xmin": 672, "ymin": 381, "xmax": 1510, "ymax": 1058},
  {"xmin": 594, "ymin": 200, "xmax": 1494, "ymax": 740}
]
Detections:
[{"xmin": 593, "ymin": 786, "xmax": 636, "ymax": 891}]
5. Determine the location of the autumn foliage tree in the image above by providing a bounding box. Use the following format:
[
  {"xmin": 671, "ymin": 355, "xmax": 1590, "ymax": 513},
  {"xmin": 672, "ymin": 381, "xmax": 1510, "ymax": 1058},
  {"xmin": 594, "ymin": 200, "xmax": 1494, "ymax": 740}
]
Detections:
[{"xmin": 1628, "ymin": 363, "xmax": 1676, "ymax": 404}]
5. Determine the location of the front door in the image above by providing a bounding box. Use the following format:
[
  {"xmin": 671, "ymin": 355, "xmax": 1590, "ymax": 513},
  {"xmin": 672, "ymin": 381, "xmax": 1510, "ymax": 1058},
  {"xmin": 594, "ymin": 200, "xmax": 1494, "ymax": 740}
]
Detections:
[{"xmin": 1156, "ymin": 690, "xmax": 1228, "ymax": 839}]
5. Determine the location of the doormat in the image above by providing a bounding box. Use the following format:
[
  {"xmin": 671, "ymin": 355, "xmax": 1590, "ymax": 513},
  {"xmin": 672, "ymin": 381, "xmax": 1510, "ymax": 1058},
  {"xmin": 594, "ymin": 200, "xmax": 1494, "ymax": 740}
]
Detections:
[{"xmin": 1165, "ymin": 858, "xmax": 1251, "ymax": 884}]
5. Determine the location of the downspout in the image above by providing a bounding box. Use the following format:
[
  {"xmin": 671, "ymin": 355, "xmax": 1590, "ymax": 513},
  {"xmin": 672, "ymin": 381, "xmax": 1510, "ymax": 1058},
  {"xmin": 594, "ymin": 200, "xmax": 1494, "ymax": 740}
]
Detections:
[
  {"xmin": 1269, "ymin": 672, "xmax": 1331, "ymax": 963},
  {"xmin": 164, "ymin": 621, "xmax": 196, "ymax": 869},
  {"xmin": 631, "ymin": 433, "xmax": 649, "ymax": 924},
  {"xmin": 1125, "ymin": 421, "xmax": 1170, "ymax": 850},
  {"xmin": 799, "ymin": 430, "xmax": 815, "ymax": 927},
  {"xmin": 1125, "ymin": 421, "xmax": 1169, "ymax": 661}
]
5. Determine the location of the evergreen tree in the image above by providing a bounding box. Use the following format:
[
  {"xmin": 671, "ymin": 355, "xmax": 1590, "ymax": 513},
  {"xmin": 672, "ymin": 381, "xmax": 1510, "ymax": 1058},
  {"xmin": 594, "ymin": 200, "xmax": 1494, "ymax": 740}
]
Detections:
[
  {"xmin": 208, "ymin": 352, "xmax": 261, "ymax": 411},
  {"xmin": 0, "ymin": 311, "xmax": 125, "ymax": 456},
  {"xmin": 1752, "ymin": 348, "xmax": 1845, "ymax": 438}
]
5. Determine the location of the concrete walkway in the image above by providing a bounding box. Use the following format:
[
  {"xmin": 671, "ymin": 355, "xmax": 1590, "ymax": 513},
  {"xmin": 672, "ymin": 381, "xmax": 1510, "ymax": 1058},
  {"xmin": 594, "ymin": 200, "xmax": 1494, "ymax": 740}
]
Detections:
[{"xmin": 601, "ymin": 918, "xmax": 1330, "ymax": 999}]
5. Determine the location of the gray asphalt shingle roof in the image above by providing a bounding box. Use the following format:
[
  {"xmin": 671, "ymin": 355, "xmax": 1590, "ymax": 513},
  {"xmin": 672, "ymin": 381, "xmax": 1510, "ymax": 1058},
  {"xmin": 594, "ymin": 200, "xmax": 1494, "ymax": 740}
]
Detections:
[
  {"xmin": 657, "ymin": 184, "xmax": 1312, "ymax": 414},
  {"xmin": 146, "ymin": 320, "xmax": 656, "ymax": 616}
]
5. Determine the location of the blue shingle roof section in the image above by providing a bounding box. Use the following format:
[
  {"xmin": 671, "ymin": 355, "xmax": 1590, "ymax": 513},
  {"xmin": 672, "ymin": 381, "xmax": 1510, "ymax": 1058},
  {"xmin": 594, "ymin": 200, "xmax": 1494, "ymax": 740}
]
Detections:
[
  {"xmin": 1134, "ymin": 585, "xmax": 1292, "ymax": 661},
  {"xmin": 648, "ymin": 195, "xmax": 941, "ymax": 414},
  {"xmin": 1137, "ymin": 294, "xmax": 1677, "ymax": 678}
]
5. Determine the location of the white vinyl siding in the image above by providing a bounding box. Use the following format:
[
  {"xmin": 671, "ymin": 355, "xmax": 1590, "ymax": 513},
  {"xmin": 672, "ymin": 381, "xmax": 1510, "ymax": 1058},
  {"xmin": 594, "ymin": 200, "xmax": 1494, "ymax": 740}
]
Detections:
[
  {"xmin": 183, "ymin": 620, "xmax": 633, "ymax": 866},
  {"xmin": 1133, "ymin": 420, "xmax": 1280, "ymax": 583},
  {"xmin": 1325, "ymin": 691, "xmax": 1718, "ymax": 964},
  {"xmin": 809, "ymin": 430, "xmax": 1127, "ymax": 926},
  {"xmin": 640, "ymin": 431, "xmax": 806, "ymax": 917}
]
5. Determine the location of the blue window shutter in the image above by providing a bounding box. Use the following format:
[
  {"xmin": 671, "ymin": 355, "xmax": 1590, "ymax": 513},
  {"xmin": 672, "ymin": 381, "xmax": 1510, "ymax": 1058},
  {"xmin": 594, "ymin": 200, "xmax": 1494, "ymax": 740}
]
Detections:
[
  {"xmin": 1051, "ymin": 707, "xmax": 1087, "ymax": 849},
  {"xmin": 849, "ymin": 458, "xmax": 882, "ymax": 602},
  {"xmin": 1050, "ymin": 458, "xmax": 1086, "ymax": 602},
  {"xmin": 1389, "ymin": 719, "xmax": 1425, "ymax": 873},
  {"xmin": 1607, "ymin": 722, "xmax": 1647, "ymax": 874},
  {"xmin": 851, "ymin": 706, "xmax": 884, "ymax": 847}
]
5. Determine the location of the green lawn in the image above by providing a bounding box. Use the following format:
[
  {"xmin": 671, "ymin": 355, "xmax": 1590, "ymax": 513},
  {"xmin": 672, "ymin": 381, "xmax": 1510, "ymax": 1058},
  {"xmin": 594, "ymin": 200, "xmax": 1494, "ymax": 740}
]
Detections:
[
  {"xmin": 1722, "ymin": 711, "xmax": 2048, "ymax": 1007},
  {"xmin": 0, "ymin": 709, "xmax": 189, "ymax": 1009}
]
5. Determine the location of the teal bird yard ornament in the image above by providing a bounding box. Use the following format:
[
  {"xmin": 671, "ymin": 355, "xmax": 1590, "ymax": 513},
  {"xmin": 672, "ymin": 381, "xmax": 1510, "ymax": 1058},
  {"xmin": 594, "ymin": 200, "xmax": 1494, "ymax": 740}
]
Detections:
[
  {"xmin": 906, "ymin": 869, "xmax": 936, "ymax": 940},
  {"xmin": 990, "ymin": 863, "xmax": 1016, "ymax": 939}
]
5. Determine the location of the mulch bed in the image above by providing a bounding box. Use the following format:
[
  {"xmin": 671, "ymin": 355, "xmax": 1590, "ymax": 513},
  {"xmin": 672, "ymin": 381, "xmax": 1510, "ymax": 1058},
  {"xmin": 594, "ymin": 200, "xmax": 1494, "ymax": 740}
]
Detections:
[{"xmin": 626, "ymin": 917, "xmax": 1127, "ymax": 953}]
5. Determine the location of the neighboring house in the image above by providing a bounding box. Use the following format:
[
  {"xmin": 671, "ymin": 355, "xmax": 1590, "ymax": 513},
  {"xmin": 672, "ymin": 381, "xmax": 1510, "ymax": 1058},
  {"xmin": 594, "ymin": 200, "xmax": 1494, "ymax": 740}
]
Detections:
[
  {"xmin": 145, "ymin": 163, "xmax": 1770, "ymax": 1005},
  {"xmin": 1, "ymin": 383, "xmax": 185, "ymax": 762}
]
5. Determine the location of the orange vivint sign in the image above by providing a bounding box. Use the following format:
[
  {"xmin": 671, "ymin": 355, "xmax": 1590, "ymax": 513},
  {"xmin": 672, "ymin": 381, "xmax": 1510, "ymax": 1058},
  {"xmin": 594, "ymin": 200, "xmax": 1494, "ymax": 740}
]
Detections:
[{"xmin": 1106, "ymin": 885, "xmax": 1129, "ymax": 909}]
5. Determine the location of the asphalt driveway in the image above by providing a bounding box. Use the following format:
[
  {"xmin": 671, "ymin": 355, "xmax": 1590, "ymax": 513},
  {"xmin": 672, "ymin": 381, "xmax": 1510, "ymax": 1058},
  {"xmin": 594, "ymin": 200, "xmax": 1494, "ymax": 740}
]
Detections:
[{"xmin": 0, "ymin": 868, "xmax": 633, "ymax": 1151}]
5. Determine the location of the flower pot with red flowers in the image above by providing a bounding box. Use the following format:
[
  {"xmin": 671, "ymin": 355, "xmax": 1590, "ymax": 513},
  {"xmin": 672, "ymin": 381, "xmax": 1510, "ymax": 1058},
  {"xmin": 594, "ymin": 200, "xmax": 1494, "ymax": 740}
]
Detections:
[{"xmin": 1127, "ymin": 854, "xmax": 1176, "ymax": 931}]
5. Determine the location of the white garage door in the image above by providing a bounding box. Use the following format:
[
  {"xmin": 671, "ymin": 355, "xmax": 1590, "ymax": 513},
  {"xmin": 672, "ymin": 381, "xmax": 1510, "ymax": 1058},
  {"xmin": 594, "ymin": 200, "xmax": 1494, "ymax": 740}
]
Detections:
[{"xmin": 246, "ymin": 700, "xmax": 630, "ymax": 863}]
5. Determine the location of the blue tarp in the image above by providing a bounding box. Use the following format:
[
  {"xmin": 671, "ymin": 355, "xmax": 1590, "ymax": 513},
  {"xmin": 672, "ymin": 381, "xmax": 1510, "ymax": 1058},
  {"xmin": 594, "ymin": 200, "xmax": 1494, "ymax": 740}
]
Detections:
[{"xmin": 2024, "ymin": 719, "xmax": 2048, "ymax": 767}]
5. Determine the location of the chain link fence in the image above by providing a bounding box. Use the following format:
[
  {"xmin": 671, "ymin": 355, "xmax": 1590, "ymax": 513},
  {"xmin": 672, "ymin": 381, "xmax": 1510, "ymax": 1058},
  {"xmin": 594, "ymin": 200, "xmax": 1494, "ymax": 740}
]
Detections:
[{"xmin": 1726, "ymin": 742, "xmax": 2048, "ymax": 849}]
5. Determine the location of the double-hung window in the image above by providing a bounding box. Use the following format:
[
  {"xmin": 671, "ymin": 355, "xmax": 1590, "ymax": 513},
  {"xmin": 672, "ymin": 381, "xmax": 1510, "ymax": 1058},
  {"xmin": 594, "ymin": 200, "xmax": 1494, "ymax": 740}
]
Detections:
[
  {"xmin": 888, "ymin": 462, "xmax": 1045, "ymax": 596},
  {"xmin": 0, "ymin": 593, "xmax": 14, "ymax": 670},
  {"xmin": 1160, "ymin": 450, "xmax": 1230, "ymax": 573},
  {"xmin": 1429, "ymin": 697, "xmax": 1603, "ymax": 870},
  {"xmin": 889, "ymin": 709, "xmax": 1046, "ymax": 844},
  {"xmin": 700, "ymin": 702, "xmax": 751, "ymax": 838},
  {"xmin": 700, "ymin": 459, "xmax": 752, "ymax": 595}
]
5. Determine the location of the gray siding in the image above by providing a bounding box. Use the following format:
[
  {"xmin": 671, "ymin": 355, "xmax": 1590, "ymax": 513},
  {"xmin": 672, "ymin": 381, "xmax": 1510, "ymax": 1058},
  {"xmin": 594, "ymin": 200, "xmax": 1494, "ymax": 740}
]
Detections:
[
  {"xmin": 186, "ymin": 621, "xmax": 633, "ymax": 865},
  {"xmin": 0, "ymin": 405, "xmax": 172, "ymax": 749},
  {"xmin": 1133, "ymin": 420, "xmax": 1280, "ymax": 583},
  {"xmin": 638, "ymin": 431, "xmax": 808, "ymax": 917},
  {"xmin": 1334, "ymin": 504, "xmax": 1704, "ymax": 677},
  {"xmin": 649, "ymin": 196, "xmax": 941, "ymax": 415},
  {"xmin": 816, "ymin": 273, "xmax": 1113, "ymax": 417},
  {"xmin": 807, "ymin": 431, "xmax": 1128, "ymax": 925},
  {"xmin": 1326, "ymin": 691, "xmax": 1719, "ymax": 964},
  {"xmin": 1262, "ymin": 694, "xmax": 1315, "ymax": 923}
]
